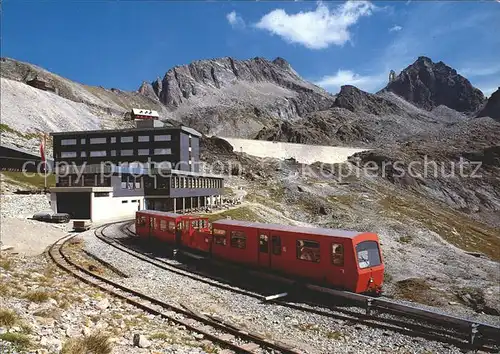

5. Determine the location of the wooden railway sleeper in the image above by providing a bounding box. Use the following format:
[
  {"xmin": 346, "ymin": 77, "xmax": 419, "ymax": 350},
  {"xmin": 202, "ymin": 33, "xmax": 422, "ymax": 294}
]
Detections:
[
  {"xmin": 469, "ymin": 323, "xmax": 479, "ymax": 346},
  {"xmin": 366, "ymin": 298, "xmax": 374, "ymax": 316}
]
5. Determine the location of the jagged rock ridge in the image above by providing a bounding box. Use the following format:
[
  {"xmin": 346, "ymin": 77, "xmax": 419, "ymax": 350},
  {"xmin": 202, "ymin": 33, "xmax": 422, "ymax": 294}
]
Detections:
[
  {"xmin": 255, "ymin": 84, "xmax": 469, "ymax": 147},
  {"xmin": 147, "ymin": 57, "xmax": 336, "ymax": 137},
  {"xmin": 382, "ymin": 56, "xmax": 486, "ymax": 113},
  {"xmin": 477, "ymin": 87, "xmax": 500, "ymax": 121}
]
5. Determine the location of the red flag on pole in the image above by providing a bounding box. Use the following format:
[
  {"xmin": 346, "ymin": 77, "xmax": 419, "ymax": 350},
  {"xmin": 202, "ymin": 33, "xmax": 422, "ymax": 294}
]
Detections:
[{"xmin": 40, "ymin": 139, "xmax": 45, "ymax": 162}]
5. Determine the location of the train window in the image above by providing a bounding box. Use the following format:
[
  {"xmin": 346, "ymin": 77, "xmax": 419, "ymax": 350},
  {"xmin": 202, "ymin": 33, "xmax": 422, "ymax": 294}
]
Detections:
[
  {"xmin": 192, "ymin": 220, "xmax": 199, "ymax": 229},
  {"xmin": 259, "ymin": 234, "xmax": 269, "ymax": 253},
  {"xmin": 160, "ymin": 220, "xmax": 167, "ymax": 231},
  {"xmin": 230, "ymin": 231, "xmax": 246, "ymax": 249},
  {"xmin": 137, "ymin": 216, "xmax": 147, "ymax": 226},
  {"xmin": 331, "ymin": 243, "xmax": 344, "ymax": 266},
  {"xmin": 356, "ymin": 241, "xmax": 381, "ymax": 269},
  {"xmin": 213, "ymin": 228, "xmax": 226, "ymax": 236},
  {"xmin": 214, "ymin": 235, "xmax": 227, "ymax": 246},
  {"xmin": 296, "ymin": 240, "xmax": 320, "ymax": 263},
  {"xmin": 151, "ymin": 217, "xmax": 156, "ymax": 230},
  {"xmin": 271, "ymin": 236, "xmax": 281, "ymax": 255},
  {"xmin": 168, "ymin": 222, "xmax": 176, "ymax": 232}
]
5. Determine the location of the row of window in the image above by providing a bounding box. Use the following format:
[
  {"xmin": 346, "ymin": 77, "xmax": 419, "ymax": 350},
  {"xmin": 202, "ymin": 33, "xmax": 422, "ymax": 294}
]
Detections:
[
  {"xmin": 144, "ymin": 176, "xmax": 223, "ymax": 190},
  {"xmin": 213, "ymin": 229, "xmax": 345, "ymax": 266},
  {"xmin": 60, "ymin": 148, "xmax": 172, "ymax": 158},
  {"xmin": 136, "ymin": 217, "xmax": 209, "ymax": 232},
  {"xmin": 60, "ymin": 135, "xmax": 172, "ymax": 146},
  {"xmin": 57, "ymin": 175, "xmax": 111, "ymax": 187}
]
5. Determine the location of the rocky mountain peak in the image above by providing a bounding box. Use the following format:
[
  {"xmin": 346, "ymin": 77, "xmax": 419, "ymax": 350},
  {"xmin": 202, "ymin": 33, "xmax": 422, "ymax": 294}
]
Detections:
[
  {"xmin": 334, "ymin": 85, "xmax": 401, "ymax": 115},
  {"xmin": 477, "ymin": 87, "xmax": 500, "ymax": 121},
  {"xmin": 149, "ymin": 56, "xmax": 335, "ymax": 136},
  {"xmin": 383, "ymin": 56, "xmax": 485, "ymax": 113},
  {"xmin": 138, "ymin": 81, "xmax": 158, "ymax": 101}
]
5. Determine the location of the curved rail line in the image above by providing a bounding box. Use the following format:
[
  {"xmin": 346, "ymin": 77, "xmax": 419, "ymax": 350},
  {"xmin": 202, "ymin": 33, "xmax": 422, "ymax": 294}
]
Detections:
[
  {"xmin": 96, "ymin": 220, "xmax": 500, "ymax": 353},
  {"xmin": 48, "ymin": 228, "xmax": 302, "ymax": 354}
]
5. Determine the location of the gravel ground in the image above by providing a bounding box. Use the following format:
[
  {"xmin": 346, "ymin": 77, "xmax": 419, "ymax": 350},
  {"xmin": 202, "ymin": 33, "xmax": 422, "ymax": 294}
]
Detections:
[
  {"xmin": 0, "ymin": 194, "xmax": 53, "ymax": 219},
  {"xmin": 0, "ymin": 194, "xmax": 70, "ymax": 255},
  {"xmin": 0, "ymin": 247, "xmax": 225, "ymax": 353},
  {"xmin": 83, "ymin": 223, "xmax": 482, "ymax": 354}
]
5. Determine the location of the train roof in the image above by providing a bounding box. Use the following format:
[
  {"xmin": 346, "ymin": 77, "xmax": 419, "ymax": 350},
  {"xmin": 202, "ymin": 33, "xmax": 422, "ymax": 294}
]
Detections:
[
  {"xmin": 212, "ymin": 219, "xmax": 364, "ymax": 239},
  {"xmin": 137, "ymin": 210, "xmax": 181, "ymax": 218}
]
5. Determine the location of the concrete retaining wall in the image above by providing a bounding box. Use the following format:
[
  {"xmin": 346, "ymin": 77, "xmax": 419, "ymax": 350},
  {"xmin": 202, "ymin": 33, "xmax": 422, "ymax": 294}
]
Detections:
[{"xmin": 218, "ymin": 137, "xmax": 369, "ymax": 165}]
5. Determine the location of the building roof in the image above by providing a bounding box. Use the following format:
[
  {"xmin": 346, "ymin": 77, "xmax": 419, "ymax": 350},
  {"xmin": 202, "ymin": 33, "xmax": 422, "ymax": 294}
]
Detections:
[
  {"xmin": 132, "ymin": 108, "xmax": 159, "ymax": 118},
  {"xmin": 137, "ymin": 210, "xmax": 181, "ymax": 218},
  {"xmin": 212, "ymin": 219, "xmax": 364, "ymax": 239},
  {"xmin": 49, "ymin": 125, "xmax": 202, "ymax": 137}
]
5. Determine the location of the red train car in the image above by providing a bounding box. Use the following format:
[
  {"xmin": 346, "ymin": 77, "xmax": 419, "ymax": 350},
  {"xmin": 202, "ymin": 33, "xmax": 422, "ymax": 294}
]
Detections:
[
  {"xmin": 211, "ymin": 220, "xmax": 384, "ymax": 294},
  {"xmin": 136, "ymin": 210, "xmax": 183, "ymax": 244},
  {"xmin": 134, "ymin": 211, "xmax": 384, "ymax": 294},
  {"xmin": 177, "ymin": 215, "xmax": 212, "ymax": 253}
]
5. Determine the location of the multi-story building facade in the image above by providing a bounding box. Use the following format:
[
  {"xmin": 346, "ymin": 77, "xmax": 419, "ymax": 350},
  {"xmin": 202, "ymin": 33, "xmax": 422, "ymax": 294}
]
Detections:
[{"xmin": 49, "ymin": 121, "xmax": 224, "ymax": 222}]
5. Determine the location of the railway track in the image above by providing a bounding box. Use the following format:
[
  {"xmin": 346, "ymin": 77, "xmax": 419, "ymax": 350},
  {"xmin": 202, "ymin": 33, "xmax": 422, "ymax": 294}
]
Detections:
[
  {"xmin": 93, "ymin": 220, "xmax": 500, "ymax": 353},
  {"xmin": 48, "ymin": 229, "xmax": 302, "ymax": 354}
]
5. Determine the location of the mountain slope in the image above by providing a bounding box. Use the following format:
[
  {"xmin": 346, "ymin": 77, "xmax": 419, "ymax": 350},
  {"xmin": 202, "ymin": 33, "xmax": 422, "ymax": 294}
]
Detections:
[
  {"xmin": 477, "ymin": 87, "xmax": 500, "ymax": 121},
  {"xmin": 381, "ymin": 56, "xmax": 485, "ymax": 113},
  {"xmin": 0, "ymin": 57, "xmax": 168, "ymax": 127},
  {"xmin": 150, "ymin": 57, "xmax": 336, "ymax": 137},
  {"xmin": 255, "ymin": 84, "xmax": 468, "ymax": 147}
]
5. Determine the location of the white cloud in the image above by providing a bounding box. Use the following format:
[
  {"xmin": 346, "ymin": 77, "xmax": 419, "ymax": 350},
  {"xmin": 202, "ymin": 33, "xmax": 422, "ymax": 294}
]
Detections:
[
  {"xmin": 255, "ymin": 1, "xmax": 375, "ymax": 49},
  {"xmin": 226, "ymin": 11, "xmax": 245, "ymax": 28},
  {"xmin": 315, "ymin": 69, "xmax": 387, "ymax": 93},
  {"xmin": 458, "ymin": 64, "xmax": 500, "ymax": 78},
  {"xmin": 389, "ymin": 25, "xmax": 402, "ymax": 32}
]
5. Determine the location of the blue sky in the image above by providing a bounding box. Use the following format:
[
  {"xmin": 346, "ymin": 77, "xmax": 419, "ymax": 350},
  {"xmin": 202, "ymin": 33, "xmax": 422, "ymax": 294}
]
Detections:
[{"xmin": 3, "ymin": 0, "xmax": 500, "ymax": 96}]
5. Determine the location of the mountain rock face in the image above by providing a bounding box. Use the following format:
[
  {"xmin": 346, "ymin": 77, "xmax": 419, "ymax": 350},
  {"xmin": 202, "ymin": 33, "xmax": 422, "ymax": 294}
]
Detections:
[
  {"xmin": 382, "ymin": 56, "xmax": 486, "ymax": 113},
  {"xmin": 477, "ymin": 87, "xmax": 500, "ymax": 121},
  {"xmin": 334, "ymin": 85, "xmax": 406, "ymax": 116},
  {"xmin": 138, "ymin": 81, "xmax": 159, "ymax": 102},
  {"xmin": 255, "ymin": 85, "xmax": 469, "ymax": 147},
  {"xmin": 148, "ymin": 57, "xmax": 336, "ymax": 137}
]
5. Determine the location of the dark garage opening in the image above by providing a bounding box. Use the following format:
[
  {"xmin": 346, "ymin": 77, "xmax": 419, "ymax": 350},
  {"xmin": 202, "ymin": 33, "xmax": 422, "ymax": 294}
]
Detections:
[{"xmin": 57, "ymin": 192, "xmax": 91, "ymax": 219}]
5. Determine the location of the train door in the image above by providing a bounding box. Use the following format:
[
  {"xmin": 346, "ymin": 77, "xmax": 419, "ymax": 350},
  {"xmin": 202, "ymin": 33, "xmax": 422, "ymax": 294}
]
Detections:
[
  {"xmin": 270, "ymin": 235, "xmax": 282, "ymax": 269},
  {"xmin": 149, "ymin": 217, "xmax": 155, "ymax": 241},
  {"xmin": 175, "ymin": 220, "xmax": 182, "ymax": 247},
  {"xmin": 326, "ymin": 242, "xmax": 346, "ymax": 289},
  {"xmin": 257, "ymin": 230, "xmax": 270, "ymax": 267}
]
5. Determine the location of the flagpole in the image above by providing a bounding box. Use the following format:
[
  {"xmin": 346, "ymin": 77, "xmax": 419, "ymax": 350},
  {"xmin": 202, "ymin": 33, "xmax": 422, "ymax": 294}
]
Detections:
[{"xmin": 44, "ymin": 134, "xmax": 47, "ymax": 190}]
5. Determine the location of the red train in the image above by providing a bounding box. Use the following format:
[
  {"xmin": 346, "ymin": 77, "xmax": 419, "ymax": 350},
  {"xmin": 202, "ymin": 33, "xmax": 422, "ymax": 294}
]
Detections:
[{"xmin": 135, "ymin": 210, "xmax": 384, "ymax": 294}]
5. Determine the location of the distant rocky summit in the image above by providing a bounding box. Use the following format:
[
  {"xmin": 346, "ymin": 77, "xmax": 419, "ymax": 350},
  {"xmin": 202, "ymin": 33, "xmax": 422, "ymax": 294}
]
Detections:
[
  {"xmin": 382, "ymin": 56, "xmax": 486, "ymax": 113},
  {"xmin": 477, "ymin": 87, "xmax": 500, "ymax": 121},
  {"xmin": 147, "ymin": 57, "xmax": 336, "ymax": 137}
]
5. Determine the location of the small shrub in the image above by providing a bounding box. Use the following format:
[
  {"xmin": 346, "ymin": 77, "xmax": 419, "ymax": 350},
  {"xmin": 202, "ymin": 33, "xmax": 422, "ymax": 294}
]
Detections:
[
  {"xmin": 0, "ymin": 333, "xmax": 31, "ymax": 350},
  {"xmin": 149, "ymin": 332, "xmax": 171, "ymax": 341},
  {"xmin": 33, "ymin": 308, "xmax": 61, "ymax": 319},
  {"xmin": 384, "ymin": 273, "xmax": 393, "ymax": 283},
  {"xmin": 61, "ymin": 334, "xmax": 112, "ymax": 354},
  {"xmin": 0, "ymin": 309, "xmax": 18, "ymax": 327},
  {"xmin": 326, "ymin": 331, "xmax": 344, "ymax": 340},
  {"xmin": 398, "ymin": 235, "xmax": 413, "ymax": 243},
  {"xmin": 24, "ymin": 290, "xmax": 50, "ymax": 303},
  {"xmin": 20, "ymin": 323, "xmax": 33, "ymax": 334},
  {"xmin": 0, "ymin": 258, "xmax": 13, "ymax": 271},
  {"xmin": 0, "ymin": 282, "xmax": 10, "ymax": 296}
]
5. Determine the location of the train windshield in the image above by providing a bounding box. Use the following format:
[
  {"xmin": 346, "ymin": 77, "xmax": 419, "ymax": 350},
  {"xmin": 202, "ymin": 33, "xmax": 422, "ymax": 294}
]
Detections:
[{"xmin": 356, "ymin": 241, "xmax": 381, "ymax": 269}]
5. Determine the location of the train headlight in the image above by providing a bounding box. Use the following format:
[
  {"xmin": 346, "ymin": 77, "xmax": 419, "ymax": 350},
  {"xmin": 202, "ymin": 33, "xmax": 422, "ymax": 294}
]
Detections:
[{"xmin": 369, "ymin": 277, "xmax": 374, "ymax": 283}]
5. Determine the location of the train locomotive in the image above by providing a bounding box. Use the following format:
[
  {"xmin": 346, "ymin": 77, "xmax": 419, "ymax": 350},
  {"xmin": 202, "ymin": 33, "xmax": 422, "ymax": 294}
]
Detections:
[{"xmin": 135, "ymin": 210, "xmax": 384, "ymax": 295}]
